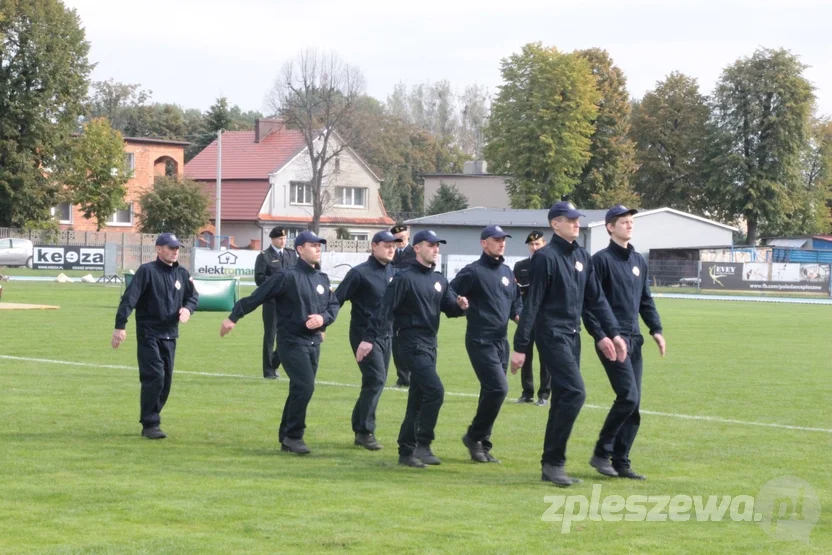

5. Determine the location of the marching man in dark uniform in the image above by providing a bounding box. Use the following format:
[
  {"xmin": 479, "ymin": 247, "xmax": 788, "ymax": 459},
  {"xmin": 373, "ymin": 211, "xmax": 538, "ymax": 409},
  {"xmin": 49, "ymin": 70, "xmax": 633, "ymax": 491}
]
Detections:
[
  {"xmin": 254, "ymin": 227, "xmax": 298, "ymax": 379},
  {"xmin": 356, "ymin": 229, "xmax": 465, "ymax": 468},
  {"xmin": 450, "ymin": 225, "xmax": 522, "ymax": 463},
  {"xmin": 583, "ymin": 205, "xmax": 666, "ymax": 480},
  {"xmin": 510, "ymin": 201, "xmax": 628, "ymax": 487},
  {"xmin": 390, "ymin": 223, "xmax": 415, "ymax": 387},
  {"xmin": 220, "ymin": 231, "xmax": 340, "ymax": 455},
  {"xmin": 513, "ymin": 230, "xmax": 551, "ymax": 406},
  {"xmin": 112, "ymin": 232, "xmax": 199, "ymax": 440},
  {"xmin": 334, "ymin": 230, "xmax": 402, "ymax": 451}
]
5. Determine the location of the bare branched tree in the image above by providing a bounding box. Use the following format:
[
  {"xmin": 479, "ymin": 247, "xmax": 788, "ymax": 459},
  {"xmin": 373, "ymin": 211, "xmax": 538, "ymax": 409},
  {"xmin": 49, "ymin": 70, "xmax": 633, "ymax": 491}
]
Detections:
[{"xmin": 266, "ymin": 49, "xmax": 366, "ymax": 233}]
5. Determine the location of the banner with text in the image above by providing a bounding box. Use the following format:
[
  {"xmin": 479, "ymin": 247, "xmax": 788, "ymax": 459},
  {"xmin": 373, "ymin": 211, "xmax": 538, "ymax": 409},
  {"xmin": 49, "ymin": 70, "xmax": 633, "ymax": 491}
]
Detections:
[
  {"xmin": 701, "ymin": 262, "xmax": 830, "ymax": 294},
  {"xmin": 33, "ymin": 245, "xmax": 105, "ymax": 271}
]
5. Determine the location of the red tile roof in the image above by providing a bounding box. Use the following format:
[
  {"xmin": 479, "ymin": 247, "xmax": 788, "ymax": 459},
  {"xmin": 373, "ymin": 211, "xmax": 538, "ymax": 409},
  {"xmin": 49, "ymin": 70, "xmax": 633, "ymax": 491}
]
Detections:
[
  {"xmin": 185, "ymin": 129, "xmax": 307, "ymax": 180},
  {"xmin": 258, "ymin": 214, "xmax": 395, "ymax": 226},
  {"xmin": 202, "ymin": 180, "xmax": 270, "ymax": 220}
]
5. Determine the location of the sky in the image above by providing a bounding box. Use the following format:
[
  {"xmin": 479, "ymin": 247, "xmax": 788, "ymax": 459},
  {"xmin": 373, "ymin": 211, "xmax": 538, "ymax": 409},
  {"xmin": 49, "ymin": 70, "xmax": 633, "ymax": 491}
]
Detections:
[{"xmin": 64, "ymin": 0, "xmax": 832, "ymax": 116}]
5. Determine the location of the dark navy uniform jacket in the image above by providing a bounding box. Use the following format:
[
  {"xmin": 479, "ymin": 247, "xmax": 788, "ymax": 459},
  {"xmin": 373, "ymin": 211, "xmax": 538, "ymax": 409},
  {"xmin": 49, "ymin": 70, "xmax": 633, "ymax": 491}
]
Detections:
[
  {"xmin": 254, "ymin": 246, "xmax": 298, "ymax": 286},
  {"xmin": 583, "ymin": 240, "xmax": 663, "ymax": 340},
  {"xmin": 115, "ymin": 259, "xmax": 199, "ymax": 339},
  {"xmin": 513, "ymin": 234, "xmax": 620, "ymax": 352},
  {"xmin": 229, "ymin": 259, "xmax": 339, "ymax": 344},
  {"xmin": 364, "ymin": 260, "xmax": 464, "ymax": 348},
  {"xmin": 392, "ymin": 244, "xmax": 416, "ymax": 268},
  {"xmin": 513, "ymin": 257, "xmax": 532, "ymax": 299},
  {"xmin": 450, "ymin": 252, "xmax": 523, "ymax": 340},
  {"xmin": 334, "ymin": 255, "xmax": 396, "ymax": 339}
]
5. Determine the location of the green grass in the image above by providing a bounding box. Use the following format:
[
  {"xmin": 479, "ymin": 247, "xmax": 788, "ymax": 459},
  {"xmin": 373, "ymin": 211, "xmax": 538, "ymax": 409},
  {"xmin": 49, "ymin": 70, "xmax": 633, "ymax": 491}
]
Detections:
[{"xmin": 0, "ymin": 282, "xmax": 830, "ymax": 553}]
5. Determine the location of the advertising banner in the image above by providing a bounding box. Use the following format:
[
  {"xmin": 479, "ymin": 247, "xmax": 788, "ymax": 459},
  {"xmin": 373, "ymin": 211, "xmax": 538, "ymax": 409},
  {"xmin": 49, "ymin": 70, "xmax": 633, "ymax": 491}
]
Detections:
[
  {"xmin": 33, "ymin": 246, "xmax": 105, "ymax": 271},
  {"xmin": 701, "ymin": 262, "xmax": 830, "ymax": 294}
]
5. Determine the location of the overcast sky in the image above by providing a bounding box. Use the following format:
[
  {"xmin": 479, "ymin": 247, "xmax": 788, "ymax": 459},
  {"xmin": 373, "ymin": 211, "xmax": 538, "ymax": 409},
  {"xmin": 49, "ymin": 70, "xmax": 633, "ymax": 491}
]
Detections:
[{"xmin": 64, "ymin": 0, "xmax": 831, "ymax": 116}]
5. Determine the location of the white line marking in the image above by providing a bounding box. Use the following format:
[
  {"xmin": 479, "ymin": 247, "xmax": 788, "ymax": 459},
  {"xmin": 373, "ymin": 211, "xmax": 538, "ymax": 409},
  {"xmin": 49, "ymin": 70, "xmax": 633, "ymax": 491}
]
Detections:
[{"xmin": 2, "ymin": 354, "xmax": 830, "ymax": 434}]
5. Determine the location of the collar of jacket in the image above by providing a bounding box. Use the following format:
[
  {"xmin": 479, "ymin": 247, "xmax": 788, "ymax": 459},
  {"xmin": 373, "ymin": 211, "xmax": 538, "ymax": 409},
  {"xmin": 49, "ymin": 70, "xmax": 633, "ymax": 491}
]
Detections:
[
  {"xmin": 608, "ymin": 239, "xmax": 634, "ymax": 260},
  {"xmin": 550, "ymin": 233, "xmax": 578, "ymax": 253},
  {"xmin": 298, "ymin": 259, "xmax": 319, "ymax": 273},
  {"xmin": 480, "ymin": 252, "xmax": 505, "ymax": 267},
  {"xmin": 368, "ymin": 254, "xmax": 391, "ymax": 269},
  {"xmin": 409, "ymin": 259, "xmax": 435, "ymax": 273},
  {"xmin": 154, "ymin": 258, "xmax": 178, "ymax": 271}
]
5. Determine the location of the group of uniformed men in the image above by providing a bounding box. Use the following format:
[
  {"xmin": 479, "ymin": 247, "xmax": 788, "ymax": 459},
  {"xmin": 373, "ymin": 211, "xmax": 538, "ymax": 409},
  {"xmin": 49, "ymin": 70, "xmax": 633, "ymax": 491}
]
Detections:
[{"xmin": 113, "ymin": 201, "xmax": 665, "ymax": 486}]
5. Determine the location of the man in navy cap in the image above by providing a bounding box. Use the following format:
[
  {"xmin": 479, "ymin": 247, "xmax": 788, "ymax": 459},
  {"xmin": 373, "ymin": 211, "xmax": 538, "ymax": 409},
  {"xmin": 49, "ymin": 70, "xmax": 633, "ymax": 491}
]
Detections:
[
  {"xmin": 390, "ymin": 223, "xmax": 415, "ymax": 387},
  {"xmin": 356, "ymin": 229, "xmax": 465, "ymax": 468},
  {"xmin": 112, "ymin": 232, "xmax": 199, "ymax": 439},
  {"xmin": 254, "ymin": 227, "xmax": 298, "ymax": 379},
  {"xmin": 513, "ymin": 230, "xmax": 551, "ymax": 405},
  {"xmin": 450, "ymin": 225, "xmax": 522, "ymax": 463},
  {"xmin": 335, "ymin": 230, "xmax": 401, "ymax": 450},
  {"xmin": 583, "ymin": 205, "xmax": 665, "ymax": 480},
  {"xmin": 510, "ymin": 201, "xmax": 627, "ymax": 486},
  {"xmin": 220, "ymin": 230, "xmax": 340, "ymax": 455}
]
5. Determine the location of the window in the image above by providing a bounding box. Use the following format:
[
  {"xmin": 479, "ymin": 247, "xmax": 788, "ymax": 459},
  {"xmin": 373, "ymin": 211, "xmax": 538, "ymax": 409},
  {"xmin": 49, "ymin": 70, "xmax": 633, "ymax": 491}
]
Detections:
[
  {"xmin": 334, "ymin": 157, "xmax": 341, "ymax": 172},
  {"xmin": 124, "ymin": 153, "xmax": 135, "ymax": 174},
  {"xmin": 290, "ymin": 182, "xmax": 312, "ymax": 205},
  {"xmin": 51, "ymin": 203, "xmax": 72, "ymax": 224},
  {"xmin": 349, "ymin": 233, "xmax": 369, "ymax": 241},
  {"xmin": 107, "ymin": 204, "xmax": 133, "ymax": 225},
  {"xmin": 335, "ymin": 187, "xmax": 366, "ymax": 208},
  {"xmin": 0, "ymin": 239, "xmax": 10, "ymax": 249}
]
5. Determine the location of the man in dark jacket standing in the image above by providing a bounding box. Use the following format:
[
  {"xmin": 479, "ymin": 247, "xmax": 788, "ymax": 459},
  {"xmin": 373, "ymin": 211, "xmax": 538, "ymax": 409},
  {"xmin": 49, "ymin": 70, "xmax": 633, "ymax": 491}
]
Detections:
[
  {"xmin": 112, "ymin": 232, "xmax": 199, "ymax": 440},
  {"xmin": 512, "ymin": 230, "xmax": 551, "ymax": 405},
  {"xmin": 451, "ymin": 225, "xmax": 522, "ymax": 463},
  {"xmin": 583, "ymin": 205, "xmax": 666, "ymax": 480},
  {"xmin": 356, "ymin": 230, "xmax": 465, "ymax": 468},
  {"xmin": 389, "ymin": 223, "xmax": 415, "ymax": 387},
  {"xmin": 510, "ymin": 202, "xmax": 627, "ymax": 487},
  {"xmin": 220, "ymin": 231, "xmax": 340, "ymax": 455},
  {"xmin": 335, "ymin": 230, "xmax": 401, "ymax": 450},
  {"xmin": 254, "ymin": 227, "xmax": 298, "ymax": 379}
]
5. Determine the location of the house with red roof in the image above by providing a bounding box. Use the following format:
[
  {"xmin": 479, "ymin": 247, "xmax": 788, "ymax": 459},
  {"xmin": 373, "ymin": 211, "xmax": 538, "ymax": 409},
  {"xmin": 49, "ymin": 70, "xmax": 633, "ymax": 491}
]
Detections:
[{"xmin": 185, "ymin": 118, "xmax": 394, "ymax": 248}]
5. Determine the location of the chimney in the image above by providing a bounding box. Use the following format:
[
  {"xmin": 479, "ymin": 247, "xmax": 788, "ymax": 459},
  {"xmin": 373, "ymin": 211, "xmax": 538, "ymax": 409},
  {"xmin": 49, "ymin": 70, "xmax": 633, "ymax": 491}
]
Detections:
[
  {"xmin": 463, "ymin": 160, "xmax": 488, "ymax": 175},
  {"xmin": 463, "ymin": 161, "xmax": 476, "ymax": 175},
  {"xmin": 255, "ymin": 118, "xmax": 283, "ymax": 143}
]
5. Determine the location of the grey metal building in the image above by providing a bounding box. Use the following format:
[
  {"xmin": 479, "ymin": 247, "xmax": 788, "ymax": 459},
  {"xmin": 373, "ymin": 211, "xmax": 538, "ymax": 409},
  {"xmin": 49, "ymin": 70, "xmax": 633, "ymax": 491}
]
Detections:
[{"xmin": 405, "ymin": 207, "xmax": 737, "ymax": 258}]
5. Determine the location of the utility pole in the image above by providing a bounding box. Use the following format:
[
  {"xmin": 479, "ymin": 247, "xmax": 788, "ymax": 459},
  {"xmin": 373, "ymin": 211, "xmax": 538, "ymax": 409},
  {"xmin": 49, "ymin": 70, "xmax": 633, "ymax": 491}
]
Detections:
[{"xmin": 215, "ymin": 129, "xmax": 222, "ymax": 250}]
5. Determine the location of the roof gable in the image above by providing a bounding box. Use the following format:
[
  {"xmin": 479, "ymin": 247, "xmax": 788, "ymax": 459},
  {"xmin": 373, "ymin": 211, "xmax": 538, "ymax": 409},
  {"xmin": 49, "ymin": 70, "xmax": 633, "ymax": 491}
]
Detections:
[{"xmin": 185, "ymin": 129, "xmax": 308, "ymax": 180}]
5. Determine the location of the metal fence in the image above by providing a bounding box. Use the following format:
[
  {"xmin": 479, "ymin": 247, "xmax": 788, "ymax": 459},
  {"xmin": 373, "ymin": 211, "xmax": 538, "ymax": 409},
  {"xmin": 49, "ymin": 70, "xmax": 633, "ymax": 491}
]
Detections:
[{"xmin": 0, "ymin": 227, "xmax": 195, "ymax": 247}]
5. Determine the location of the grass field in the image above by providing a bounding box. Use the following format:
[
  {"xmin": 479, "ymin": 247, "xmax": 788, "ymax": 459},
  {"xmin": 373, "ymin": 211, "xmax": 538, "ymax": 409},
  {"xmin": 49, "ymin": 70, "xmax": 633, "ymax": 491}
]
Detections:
[{"xmin": 0, "ymin": 281, "xmax": 830, "ymax": 553}]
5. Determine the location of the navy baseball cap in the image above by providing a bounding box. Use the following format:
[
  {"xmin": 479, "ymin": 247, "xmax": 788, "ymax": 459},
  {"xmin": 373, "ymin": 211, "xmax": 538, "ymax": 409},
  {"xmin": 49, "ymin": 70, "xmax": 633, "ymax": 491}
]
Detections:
[
  {"xmin": 372, "ymin": 230, "xmax": 403, "ymax": 244},
  {"xmin": 294, "ymin": 230, "xmax": 327, "ymax": 249},
  {"xmin": 547, "ymin": 201, "xmax": 583, "ymax": 221},
  {"xmin": 412, "ymin": 229, "xmax": 447, "ymax": 245},
  {"xmin": 156, "ymin": 232, "xmax": 181, "ymax": 248},
  {"xmin": 605, "ymin": 205, "xmax": 638, "ymax": 224},
  {"xmin": 480, "ymin": 225, "xmax": 512, "ymax": 240}
]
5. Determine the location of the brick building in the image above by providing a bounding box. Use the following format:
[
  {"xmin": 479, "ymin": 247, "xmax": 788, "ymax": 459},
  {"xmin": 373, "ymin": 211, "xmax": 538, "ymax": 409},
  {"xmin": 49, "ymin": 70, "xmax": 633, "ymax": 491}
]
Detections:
[{"xmin": 55, "ymin": 137, "xmax": 189, "ymax": 232}]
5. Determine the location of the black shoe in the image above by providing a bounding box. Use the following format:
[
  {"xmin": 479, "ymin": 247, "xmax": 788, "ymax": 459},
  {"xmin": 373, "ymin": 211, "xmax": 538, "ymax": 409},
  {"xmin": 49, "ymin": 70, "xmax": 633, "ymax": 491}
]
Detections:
[
  {"xmin": 281, "ymin": 437, "xmax": 311, "ymax": 455},
  {"xmin": 395, "ymin": 380, "xmax": 410, "ymax": 388},
  {"xmin": 484, "ymin": 452, "xmax": 501, "ymax": 464},
  {"xmin": 589, "ymin": 455, "xmax": 619, "ymax": 477},
  {"xmin": 141, "ymin": 426, "xmax": 166, "ymax": 440},
  {"xmin": 398, "ymin": 455, "xmax": 427, "ymax": 468},
  {"xmin": 413, "ymin": 444, "xmax": 441, "ymax": 465},
  {"xmin": 535, "ymin": 397, "xmax": 548, "ymax": 406},
  {"xmin": 517, "ymin": 395, "xmax": 534, "ymax": 404},
  {"xmin": 354, "ymin": 433, "xmax": 383, "ymax": 451},
  {"xmin": 541, "ymin": 463, "xmax": 583, "ymax": 487},
  {"xmin": 461, "ymin": 434, "xmax": 489, "ymax": 463},
  {"xmin": 615, "ymin": 467, "xmax": 646, "ymax": 480},
  {"xmin": 263, "ymin": 373, "xmax": 277, "ymax": 379}
]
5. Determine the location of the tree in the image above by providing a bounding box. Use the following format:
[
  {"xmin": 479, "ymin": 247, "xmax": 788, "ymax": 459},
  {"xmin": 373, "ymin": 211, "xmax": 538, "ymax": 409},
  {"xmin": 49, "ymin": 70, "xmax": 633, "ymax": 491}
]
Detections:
[
  {"xmin": 0, "ymin": 0, "xmax": 92, "ymax": 228},
  {"xmin": 266, "ymin": 49, "xmax": 365, "ymax": 234},
  {"xmin": 629, "ymin": 72, "xmax": 712, "ymax": 212},
  {"xmin": 60, "ymin": 118, "xmax": 130, "ymax": 230},
  {"xmin": 191, "ymin": 96, "xmax": 234, "ymax": 158},
  {"xmin": 87, "ymin": 79, "xmax": 152, "ymax": 132},
  {"xmin": 427, "ymin": 182, "xmax": 468, "ymax": 215},
  {"xmin": 710, "ymin": 48, "xmax": 815, "ymax": 244},
  {"xmin": 571, "ymin": 48, "xmax": 638, "ymax": 209},
  {"xmin": 459, "ymin": 84, "xmax": 490, "ymax": 159},
  {"xmin": 484, "ymin": 43, "xmax": 599, "ymax": 209},
  {"xmin": 137, "ymin": 176, "xmax": 210, "ymax": 237}
]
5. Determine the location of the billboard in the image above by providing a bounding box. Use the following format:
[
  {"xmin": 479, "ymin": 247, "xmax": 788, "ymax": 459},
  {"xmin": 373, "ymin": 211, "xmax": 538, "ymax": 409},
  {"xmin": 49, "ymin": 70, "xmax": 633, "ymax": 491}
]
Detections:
[
  {"xmin": 33, "ymin": 246, "xmax": 105, "ymax": 271},
  {"xmin": 701, "ymin": 262, "xmax": 830, "ymax": 294}
]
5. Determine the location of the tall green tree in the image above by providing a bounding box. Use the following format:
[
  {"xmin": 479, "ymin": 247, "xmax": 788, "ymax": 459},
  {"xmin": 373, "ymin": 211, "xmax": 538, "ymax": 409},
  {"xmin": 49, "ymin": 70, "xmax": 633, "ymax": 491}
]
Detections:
[
  {"xmin": 710, "ymin": 48, "xmax": 815, "ymax": 244},
  {"xmin": 484, "ymin": 43, "xmax": 599, "ymax": 209},
  {"xmin": 571, "ymin": 48, "xmax": 638, "ymax": 209},
  {"xmin": 629, "ymin": 72, "xmax": 712, "ymax": 212},
  {"xmin": 427, "ymin": 182, "xmax": 468, "ymax": 215},
  {"xmin": 0, "ymin": 0, "xmax": 92, "ymax": 228},
  {"xmin": 60, "ymin": 118, "xmax": 130, "ymax": 230},
  {"xmin": 137, "ymin": 176, "xmax": 210, "ymax": 237}
]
